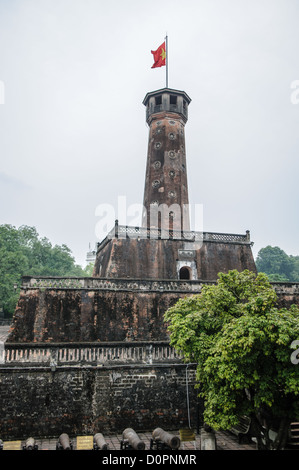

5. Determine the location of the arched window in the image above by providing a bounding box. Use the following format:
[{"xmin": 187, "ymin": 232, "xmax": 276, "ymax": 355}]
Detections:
[{"xmin": 179, "ymin": 266, "xmax": 191, "ymax": 280}]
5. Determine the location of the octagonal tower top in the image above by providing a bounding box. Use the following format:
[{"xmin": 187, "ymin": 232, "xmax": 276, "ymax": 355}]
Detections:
[{"xmin": 143, "ymin": 88, "xmax": 191, "ymax": 125}]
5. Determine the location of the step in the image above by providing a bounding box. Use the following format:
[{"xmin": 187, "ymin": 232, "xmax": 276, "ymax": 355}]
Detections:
[{"xmin": 287, "ymin": 442, "xmax": 299, "ymax": 448}]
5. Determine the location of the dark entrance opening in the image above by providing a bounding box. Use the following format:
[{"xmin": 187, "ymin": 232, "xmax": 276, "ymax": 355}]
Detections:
[{"xmin": 179, "ymin": 267, "xmax": 191, "ymax": 280}]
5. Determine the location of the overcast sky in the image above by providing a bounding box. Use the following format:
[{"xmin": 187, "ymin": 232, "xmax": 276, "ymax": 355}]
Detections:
[{"xmin": 0, "ymin": 0, "xmax": 298, "ymax": 267}]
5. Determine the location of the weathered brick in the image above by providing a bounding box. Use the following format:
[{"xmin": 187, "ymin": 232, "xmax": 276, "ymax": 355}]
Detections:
[{"xmin": 0, "ymin": 364, "xmax": 200, "ymax": 440}]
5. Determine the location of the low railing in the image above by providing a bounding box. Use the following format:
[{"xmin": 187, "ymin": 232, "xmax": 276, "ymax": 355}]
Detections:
[
  {"xmin": 21, "ymin": 276, "xmax": 211, "ymax": 291},
  {"xmin": 1, "ymin": 342, "xmax": 183, "ymax": 367},
  {"xmin": 146, "ymin": 103, "xmax": 188, "ymax": 121},
  {"xmin": 20, "ymin": 274, "xmax": 299, "ymax": 296},
  {"xmin": 115, "ymin": 224, "xmax": 250, "ymax": 244},
  {"xmin": 96, "ymin": 223, "xmax": 252, "ymax": 254}
]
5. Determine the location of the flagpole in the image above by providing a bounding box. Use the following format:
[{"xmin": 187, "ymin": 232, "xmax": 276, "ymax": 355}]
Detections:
[{"xmin": 165, "ymin": 34, "xmax": 168, "ymax": 88}]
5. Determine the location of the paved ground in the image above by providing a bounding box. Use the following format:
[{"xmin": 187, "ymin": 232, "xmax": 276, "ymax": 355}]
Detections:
[{"xmin": 2, "ymin": 430, "xmax": 256, "ymax": 451}]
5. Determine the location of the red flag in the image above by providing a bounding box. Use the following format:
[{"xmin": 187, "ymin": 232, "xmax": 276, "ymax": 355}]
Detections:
[{"xmin": 151, "ymin": 42, "xmax": 166, "ymax": 68}]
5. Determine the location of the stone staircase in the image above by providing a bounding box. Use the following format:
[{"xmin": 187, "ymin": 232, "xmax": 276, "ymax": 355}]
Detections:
[{"xmin": 287, "ymin": 422, "xmax": 299, "ymax": 449}]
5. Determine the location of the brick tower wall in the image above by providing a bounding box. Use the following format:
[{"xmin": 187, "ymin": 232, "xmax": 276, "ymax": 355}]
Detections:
[{"xmin": 93, "ymin": 234, "xmax": 257, "ymax": 280}]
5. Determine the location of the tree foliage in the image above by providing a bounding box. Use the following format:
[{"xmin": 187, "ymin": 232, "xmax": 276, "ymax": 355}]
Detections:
[
  {"xmin": 256, "ymin": 245, "xmax": 299, "ymax": 282},
  {"xmin": 0, "ymin": 224, "xmax": 88, "ymax": 316},
  {"xmin": 164, "ymin": 270, "xmax": 299, "ymax": 450}
]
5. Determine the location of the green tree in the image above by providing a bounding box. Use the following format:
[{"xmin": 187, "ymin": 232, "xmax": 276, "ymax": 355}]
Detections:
[
  {"xmin": 0, "ymin": 225, "xmax": 29, "ymax": 315},
  {"xmin": 82, "ymin": 262, "xmax": 94, "ymax": 277},
  {"xmin": 256, "ymin": 245, "xmax": 299, "ymax": 282},
  {"xmin": 290, "ymin": 256, "xmax": 299, "ymax": 282},
  {"xmin": 164, "ymin": 270, "xmax": 299, "ymax": 450},
  {"xmin": 0, "ymin": 224, "xmax": 89, "ymax": 316}
]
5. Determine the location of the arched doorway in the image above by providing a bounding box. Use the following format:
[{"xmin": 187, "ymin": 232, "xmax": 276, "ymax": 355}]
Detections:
[{"xmin": 179, "ymin": 266, "xmax": 191, "ymax": 280}]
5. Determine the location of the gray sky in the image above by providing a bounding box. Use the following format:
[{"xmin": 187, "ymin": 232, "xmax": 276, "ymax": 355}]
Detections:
[{"xmin": 0, "ymin": 0, "xmax": 298, "ymax": 267}]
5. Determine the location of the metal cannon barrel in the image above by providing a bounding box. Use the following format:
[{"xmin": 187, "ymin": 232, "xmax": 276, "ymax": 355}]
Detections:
[
  {"xmin": 94, "ymin": 433, "xmax": 109, "ymax": 450},
  {"xmin": 58, "ymin": 433, "xmax": 72, "ymax": 450},
  {"xmin": 152, "ymin": 428, "xmax": 180, "ymax": 449},
  {"xmin": 24, "ymin": 437, "xmax": 35, "ymax": 450},
  {"xmin": 122, "ymin": 428, "xmax": 145, "ymax": 450}
]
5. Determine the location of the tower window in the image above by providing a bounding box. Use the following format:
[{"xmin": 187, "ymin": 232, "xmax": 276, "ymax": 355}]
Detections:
[
  {"xmin": 170, "ymin": 95, "xmax": 177, "ymax": 105},
  {"xmin": 179, "ymin": 267, "xmax": 191, "ymax": 280},
  {"xmin": 155, "ymin": 95, "xmax": 162, "ymax": 105}
]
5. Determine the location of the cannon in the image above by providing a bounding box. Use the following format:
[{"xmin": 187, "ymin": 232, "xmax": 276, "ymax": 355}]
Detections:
[
  {"xmin": 121, "ymin": 428, "xmax": 145, "ymax": 450},
  {"xmin": 23, "ymin": 437, "xmax": 38, "ymax": 450},
  {"xmin": 150, "ymin": 428, "xmax": 180, "ymax": 450},
  {"xmin": 56, "ymin": 433, "xmax": 73, "ymax": 450},
  {"xmin": 93, "ymin": 433, "xmax": 109, "ymax": 450}
]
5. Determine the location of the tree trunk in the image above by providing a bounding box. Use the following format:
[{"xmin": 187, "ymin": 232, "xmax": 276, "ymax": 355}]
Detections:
[
  {"xmin": 251, "ymin": 413, "xmax": 291, "ymax": 450},
  {"xmin": 250, "ymin": 414, "xmax": 268, "ymax": 450},
  {"xmin": 272, "ymin": 418, "xmax": 290, "ymax": 450}
]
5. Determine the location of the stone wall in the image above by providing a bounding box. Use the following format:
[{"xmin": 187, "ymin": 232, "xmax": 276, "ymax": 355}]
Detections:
[
  {"xmin": 7, "ymin": 277, "xmax": 299, "ymax": 344},
  {"xmin": 3, "ymin": 279, "xmax": 299, "ymax": 440},
  {"xmin": 270, "ymin": 282, "xmax": 299, "ymax": 308},
  {"xmin": 0, "ymin": 342, "xmax": 199, "ymax": 440},
  {"xmin": 8, "ymin": 285, "xmax": 189, "ymax": 343}
]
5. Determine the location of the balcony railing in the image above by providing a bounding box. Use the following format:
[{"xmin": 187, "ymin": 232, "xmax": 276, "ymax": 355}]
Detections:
[
  {"xmin": 100, "ymin": 223, "xmax": 251, "ymax": 245},
  {"xmin": 1, "ymin": 341, "xmax": 184, "ymax": 367},
  {"xmin": 146, "ymin": 103, "xmax": 188, "ymax": 122}
]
